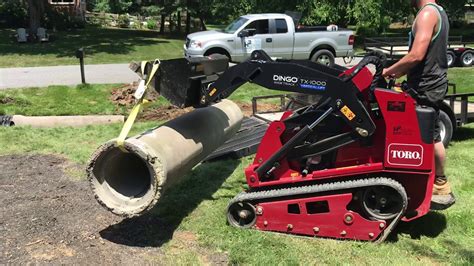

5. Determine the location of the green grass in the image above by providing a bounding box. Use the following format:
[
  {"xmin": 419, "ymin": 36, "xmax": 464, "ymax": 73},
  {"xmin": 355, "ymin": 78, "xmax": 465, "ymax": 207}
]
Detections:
[
  {"xmin": 229, "ymin": 83, "xmax": 284, "ymax": 102},
  {"xmin": 448, "ymin": 68, "xmax": 474, "ymax": 94},
  {"xmin": 0, "ymin": 26, "xmax": 185, "ymax": 68},
  {"xmin": 0, "ymin": 122, "xmax": 156, "ymax": 164},
  {"xmin": 0, "ymin": 84, "xmax": 127, "ymax": 116},
  {"xmin": 206, "ymin": 24, "xmax": 226, "ymax": 31}
]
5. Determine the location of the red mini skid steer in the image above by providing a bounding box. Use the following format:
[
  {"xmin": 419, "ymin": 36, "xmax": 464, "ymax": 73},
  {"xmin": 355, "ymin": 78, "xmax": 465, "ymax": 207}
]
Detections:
[{"xmin": 145, "ymin": 50, "xmax": 437, "ymax": 242}]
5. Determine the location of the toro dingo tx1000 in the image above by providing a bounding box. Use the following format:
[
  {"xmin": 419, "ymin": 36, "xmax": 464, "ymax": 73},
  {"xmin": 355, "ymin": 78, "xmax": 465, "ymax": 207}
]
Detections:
[{"xmin": 196, "ymin": 50, "xmax": 436, "ymax": 242}]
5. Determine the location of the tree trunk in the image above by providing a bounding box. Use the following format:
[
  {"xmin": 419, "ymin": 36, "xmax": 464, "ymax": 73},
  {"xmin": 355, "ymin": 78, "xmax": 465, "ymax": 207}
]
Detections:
[
  {"xmin": 185, "ymin": 9, "xmax": 191, "ymax": 35},
  {"xmin": 199, "ymin": 16, "xmax": 206, "ymax": 31},
  {"xmin": 169, "ymin": 14, "xmax": 174, "ymax": 32},
  {"xmin": 160, "ymin": 14, "xmax": 165, "ymax": 33},
  {"xmin": 177, "ymin": 10, "xmax": 181, "ymax": 33},
  {"xmin": 28, "ymin": 0, "xmax": 45, "ymax": 35}
]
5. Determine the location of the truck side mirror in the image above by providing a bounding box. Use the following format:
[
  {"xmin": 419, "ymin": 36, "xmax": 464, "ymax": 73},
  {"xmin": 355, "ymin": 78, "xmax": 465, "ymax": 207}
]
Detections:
[{"xmin": 238, "ymin": 29, "xmax": 256, "ymax": 38}]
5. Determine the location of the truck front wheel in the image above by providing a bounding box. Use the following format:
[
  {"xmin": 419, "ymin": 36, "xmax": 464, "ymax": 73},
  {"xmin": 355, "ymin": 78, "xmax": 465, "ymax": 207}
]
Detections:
[
  {"xmin": 204, "ymin": 49, "xmax": 231, "ymax": 61},
  {"xmin": 311, "ymin": 49, "xmax": 335, "ymax": 67},
  {"xmin": 439, "ymin": 110, "xmax": 453, "ymax": 147}
]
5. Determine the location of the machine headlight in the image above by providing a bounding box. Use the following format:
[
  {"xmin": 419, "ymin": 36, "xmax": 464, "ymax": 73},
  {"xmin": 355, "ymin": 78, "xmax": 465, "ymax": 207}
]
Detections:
[{"xmin": 189, "ymin": 40, "xmax": 202, "ymax": 49}]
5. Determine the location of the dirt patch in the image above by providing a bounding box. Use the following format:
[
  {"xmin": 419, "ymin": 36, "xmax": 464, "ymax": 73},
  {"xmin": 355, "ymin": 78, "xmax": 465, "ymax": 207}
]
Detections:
[
  {"xmin": 0, "ymin": 96, "xmax": 16, "ymax": 104},
  {"xmin": 0, "ymin": 154, "xmax": 166, "ymax": 264},
  {"xmin": 110, "ymin": 82, "xmax": 160, "ymax": 107},
  {"xmin": 110, "ymin": 83, "xmax": 140, "ymax": 106},
  {"xmin": 109, "ymin": 83, "xmax": 281, "ymax": 121},
  {"xmin": 171, "ymin": 231, "xmax": 229, "ymax": 265},
  {"xmin": 110, "ymin": 83, "xmax": 192, "ymax": 121},
  {"xmin": 138, "ymin": 102, "xmax": 281, "ymax": 122},
  {"xmin": 139, "ymin": 105, "xmax": 194, "ymax": 122},
  {"xmin": 237, "ymin": 102, "xmax": 282, "ymax": 117}
]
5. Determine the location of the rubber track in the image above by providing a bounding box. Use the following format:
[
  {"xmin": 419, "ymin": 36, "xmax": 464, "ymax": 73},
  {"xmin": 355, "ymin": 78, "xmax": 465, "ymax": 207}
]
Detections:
[{"xmin": 228, "ymin": 177, "xmax": 408, "ymax": 242}]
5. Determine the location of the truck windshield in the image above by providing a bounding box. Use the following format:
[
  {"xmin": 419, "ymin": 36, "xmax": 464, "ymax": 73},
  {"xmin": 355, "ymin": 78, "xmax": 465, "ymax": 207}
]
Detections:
[{"xmin": 223, "ymin": 17, "xmax": 249, "ymax": 34}]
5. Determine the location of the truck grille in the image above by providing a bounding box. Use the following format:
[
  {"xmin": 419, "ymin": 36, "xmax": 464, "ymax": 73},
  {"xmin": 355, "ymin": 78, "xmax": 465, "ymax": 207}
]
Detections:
[{"xmin": 185, "ymin": 38, "xmax": 190, "ymax": 48}]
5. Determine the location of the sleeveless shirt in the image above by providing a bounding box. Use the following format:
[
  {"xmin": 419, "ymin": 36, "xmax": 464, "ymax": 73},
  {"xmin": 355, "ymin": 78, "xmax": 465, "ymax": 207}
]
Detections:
[{"xmin": 407, "ymin": 3, "xmax": 450, "ymax": 92}]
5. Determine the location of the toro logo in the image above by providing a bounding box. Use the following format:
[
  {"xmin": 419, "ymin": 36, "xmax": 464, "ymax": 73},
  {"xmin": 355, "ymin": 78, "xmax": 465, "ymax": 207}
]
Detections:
[{"xmin": 387, "ymin": 143, "xmax": 424, "ymax": 167}]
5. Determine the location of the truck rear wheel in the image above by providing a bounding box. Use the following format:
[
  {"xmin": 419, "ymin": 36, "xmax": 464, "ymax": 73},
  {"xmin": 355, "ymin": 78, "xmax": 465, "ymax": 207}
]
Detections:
[
  {"xmin": 460, "ymin": 50, "xmax": 473, "ymax": 67},
  {"xmin": 446, "ymin": 51, "xmax": 456, "ymax": 68},
  {"xmin": 311, "ymin": 49, "xmax": 335, "ymax": 67},
  {"xmin": 439, "ymin": 110, "xmax": 453, "ymax": 147}
]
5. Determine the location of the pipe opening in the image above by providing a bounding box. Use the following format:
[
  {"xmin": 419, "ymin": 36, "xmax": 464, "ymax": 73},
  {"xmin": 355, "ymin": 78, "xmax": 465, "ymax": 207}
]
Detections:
[
  {"xmin": 90, "ymin": 145, "xmax": 158, "ymax": 215},
  {"xmin": 101, "ymin": 151, "xmax": 151, "ymax": 198}
]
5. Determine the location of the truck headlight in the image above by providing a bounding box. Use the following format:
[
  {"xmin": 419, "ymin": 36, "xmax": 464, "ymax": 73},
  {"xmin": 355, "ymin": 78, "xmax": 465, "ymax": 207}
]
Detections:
[{"xmin": 189, "ymin": 40, "xmax": 202, "ymax": 49}]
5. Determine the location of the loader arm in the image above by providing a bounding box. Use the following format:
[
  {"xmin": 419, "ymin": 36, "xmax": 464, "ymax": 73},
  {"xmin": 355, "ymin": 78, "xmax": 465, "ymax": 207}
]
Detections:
[{"xmin": 204, "ymin": 50, "xmax": 377, "ymax": 138}]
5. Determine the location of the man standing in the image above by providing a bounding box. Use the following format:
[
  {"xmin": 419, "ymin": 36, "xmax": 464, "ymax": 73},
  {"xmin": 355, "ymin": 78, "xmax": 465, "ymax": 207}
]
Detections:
[{"xmin": 382, "ymin": 0, "xmax": 455, "ymax": 210}]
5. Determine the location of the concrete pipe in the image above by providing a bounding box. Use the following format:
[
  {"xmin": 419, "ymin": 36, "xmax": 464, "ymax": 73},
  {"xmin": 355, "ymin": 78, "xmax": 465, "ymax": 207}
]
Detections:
[
  {"xmin": 10, "ymin": 115, "xmax": 124, "ymax": 127},
  {"xmin": 87, "ymin": 99, "xmax": 243, "ymax": 217}
]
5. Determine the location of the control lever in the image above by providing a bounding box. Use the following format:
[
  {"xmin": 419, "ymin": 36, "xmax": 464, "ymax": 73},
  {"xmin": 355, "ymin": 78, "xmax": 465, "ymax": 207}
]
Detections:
[{"xmin": 387, "ymin": 78, "xmax": 396, "ymax": 91}]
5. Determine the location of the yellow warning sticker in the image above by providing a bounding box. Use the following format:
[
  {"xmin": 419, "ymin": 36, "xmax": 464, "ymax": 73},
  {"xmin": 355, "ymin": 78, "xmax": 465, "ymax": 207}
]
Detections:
[
  {"xmin": 341, "ymin": 105, "xmax": 356, "ymax": 121},
  {"xmin": 209, "ymin": 88, "xmax": 217, "ymax": 96}
]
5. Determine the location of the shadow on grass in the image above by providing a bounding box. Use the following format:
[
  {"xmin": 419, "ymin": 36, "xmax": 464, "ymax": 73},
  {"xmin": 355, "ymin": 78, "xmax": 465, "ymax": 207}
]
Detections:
[
  {"xmin": 406, "ymin": 239, "xmax": 474, "ymax": 263},
  {"xmin": 452, "ymin": 126, "xmax": 474, "ymax": 142},
  {"xmin": 99, "ymin": 159, "xmax": 241, "ymax": 247},
  {"xmin": 388, "ymin": 211, "xmax": 447, "ymax": 242},
  {"xmin": 0, "ymin": 27, "xmax": 183, "ymax": 58}
]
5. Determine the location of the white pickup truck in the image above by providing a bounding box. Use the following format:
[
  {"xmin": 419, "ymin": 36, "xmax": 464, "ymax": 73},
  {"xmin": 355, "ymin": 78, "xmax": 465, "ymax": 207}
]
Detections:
[{"xmin": 184, "ymin": 13, "xmax": 354, "ymax": 66}]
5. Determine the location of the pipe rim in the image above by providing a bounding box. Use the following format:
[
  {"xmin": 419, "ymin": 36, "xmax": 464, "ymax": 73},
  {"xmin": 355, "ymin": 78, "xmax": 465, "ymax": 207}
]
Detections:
[{"xmin": 87, "ymin": 140, "xmax": 164, "ymax": 217}]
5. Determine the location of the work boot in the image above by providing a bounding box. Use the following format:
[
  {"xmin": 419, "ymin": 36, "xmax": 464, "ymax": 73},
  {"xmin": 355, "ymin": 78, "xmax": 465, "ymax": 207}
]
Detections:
[{"xmin": 430, "ymin": 175, "xmax": 456, "ymax": 211}]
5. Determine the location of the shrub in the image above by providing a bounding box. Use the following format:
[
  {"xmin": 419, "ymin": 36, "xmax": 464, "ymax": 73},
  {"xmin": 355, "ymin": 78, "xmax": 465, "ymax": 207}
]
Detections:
[
  {"xmin": 117, "ymin": 15, "xmax": 130, "ymax": 28},
  {"xmin": 146, "ymin": 19, "xmax": 157, "ymax": 30},
  {"xmin": 140, "ymin": 6, "xmax": 163, "ymax": 17},
  {"xmin": 0, "ymin": 0, "xmax": 28, "ymax": 27}
]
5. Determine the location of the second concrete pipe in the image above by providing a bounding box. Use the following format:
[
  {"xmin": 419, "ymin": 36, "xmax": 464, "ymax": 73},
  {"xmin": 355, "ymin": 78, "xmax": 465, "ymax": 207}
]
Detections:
[{"xmin": 87, "ymin": 100, "xmax": 243, "ymax": 217}]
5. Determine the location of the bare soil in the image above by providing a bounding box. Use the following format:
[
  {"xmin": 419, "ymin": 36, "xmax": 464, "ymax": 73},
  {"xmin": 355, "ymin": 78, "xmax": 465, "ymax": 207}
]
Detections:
[
  {"xmin": 139, "ymin": 105, "xmax": 194, "ymax": 121},
  {"xmin": 0, "ymin": 154, "xmax": 229, "ymax": 264},
  {"xmin": 109, "ymin": 83, "xmax": 281, "ymax": 121},
  {"xmin": 0, "ymin": 154, "xmax": 166, "ymax": 264},
  {"xmin": 237, "ymin": 102, "xmax": 282, "ymax": 117}
]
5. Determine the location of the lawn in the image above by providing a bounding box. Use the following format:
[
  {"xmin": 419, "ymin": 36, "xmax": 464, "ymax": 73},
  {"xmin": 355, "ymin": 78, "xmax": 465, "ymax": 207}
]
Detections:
[
  {"xmin": 448, "ymin": 68, "xmax": 474, "ymax": 94},
  {"xmin": 0, "ymin": 27, "xmax": 185, "ymax": 68},
  {"xmin": 0, "ymin": 82, "xmax": 473, "ymax": 264}
]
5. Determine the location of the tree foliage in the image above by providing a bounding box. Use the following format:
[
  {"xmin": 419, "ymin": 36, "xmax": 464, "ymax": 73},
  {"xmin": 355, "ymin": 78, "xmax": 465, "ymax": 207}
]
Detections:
[
  {"xmin": 0, "ymin": 0, "xmax": 28, "ymax": 27},
  {"xmin": 88, "ymin": 0, "xmax": 134, "ymax": 13},
  {"xmin": 438, "ymin": 0, "xmax": 469, "ymax": 21}
]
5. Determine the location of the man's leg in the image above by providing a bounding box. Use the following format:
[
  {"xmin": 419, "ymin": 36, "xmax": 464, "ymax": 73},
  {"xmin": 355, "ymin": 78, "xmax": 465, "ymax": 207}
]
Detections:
[
  {"xmin": 434, "ymin": 141, "xmax": 446, "ymax": 176},
  {"xmin": 431, "ymin": 141, "xmax": 456, "ymax": 210}
]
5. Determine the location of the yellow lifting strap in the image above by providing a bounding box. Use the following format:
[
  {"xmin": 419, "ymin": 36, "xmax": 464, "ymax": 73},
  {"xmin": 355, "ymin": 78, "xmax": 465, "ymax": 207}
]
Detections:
[{"xmin": 116, "ymin": 59, "xmax": 160, "ymax": 152}]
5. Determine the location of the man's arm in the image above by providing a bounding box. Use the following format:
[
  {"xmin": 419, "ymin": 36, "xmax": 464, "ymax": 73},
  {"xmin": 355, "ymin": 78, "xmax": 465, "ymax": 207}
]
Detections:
[{"xmin": 382, "ymin": 8, "xmax": 439, "ymax": 78}]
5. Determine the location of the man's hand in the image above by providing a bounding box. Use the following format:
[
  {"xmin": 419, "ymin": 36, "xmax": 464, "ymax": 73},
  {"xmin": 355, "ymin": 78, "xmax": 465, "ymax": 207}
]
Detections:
[{"xmin": 383, "ymin": 68, "xmax": 403, "ymax": 79}]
